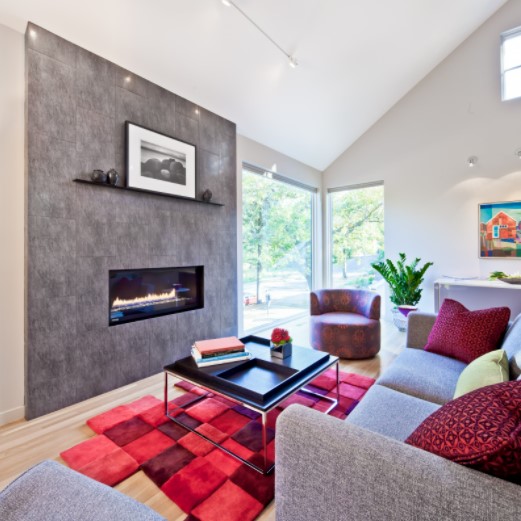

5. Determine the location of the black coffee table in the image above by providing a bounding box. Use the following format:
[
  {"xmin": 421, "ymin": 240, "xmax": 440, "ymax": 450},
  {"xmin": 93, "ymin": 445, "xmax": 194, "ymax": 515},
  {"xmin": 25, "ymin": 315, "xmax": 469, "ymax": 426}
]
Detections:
[{"xmin": 164, "ymin": 335, "xmax": 339, "ymax": 474}]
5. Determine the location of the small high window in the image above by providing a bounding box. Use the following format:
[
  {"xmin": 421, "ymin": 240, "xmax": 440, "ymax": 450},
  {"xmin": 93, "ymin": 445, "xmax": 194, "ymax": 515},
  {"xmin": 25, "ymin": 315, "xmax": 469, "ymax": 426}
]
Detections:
[{"xmin": 501, "ymin": 26, "xmax": 521, "ymax": 101}]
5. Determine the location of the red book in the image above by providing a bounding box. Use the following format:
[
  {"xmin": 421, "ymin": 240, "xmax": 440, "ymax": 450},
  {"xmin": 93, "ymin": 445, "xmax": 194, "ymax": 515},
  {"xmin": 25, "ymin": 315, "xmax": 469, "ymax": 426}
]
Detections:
[{"xmin": 194, "ymin": 337, "xmax": 245, "ymax": 356}]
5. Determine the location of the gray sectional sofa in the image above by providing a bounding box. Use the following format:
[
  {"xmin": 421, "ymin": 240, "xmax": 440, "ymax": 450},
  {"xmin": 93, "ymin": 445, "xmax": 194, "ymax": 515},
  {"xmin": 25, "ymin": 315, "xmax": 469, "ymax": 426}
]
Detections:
[
  {"xmin": 0, "ymin": 460, "xmax": 164, "ymax": 520},
  {"xmin": 276, "ymin": 312, "xmax": 521, "ymax": 521}
]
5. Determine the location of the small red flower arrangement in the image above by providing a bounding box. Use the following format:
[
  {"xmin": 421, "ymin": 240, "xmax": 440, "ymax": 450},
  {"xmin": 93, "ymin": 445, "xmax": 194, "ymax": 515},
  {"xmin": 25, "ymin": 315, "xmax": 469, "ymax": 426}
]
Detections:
[{"xmin": 271, "ymin": 328, "xmax": 292, "ymax": 346}]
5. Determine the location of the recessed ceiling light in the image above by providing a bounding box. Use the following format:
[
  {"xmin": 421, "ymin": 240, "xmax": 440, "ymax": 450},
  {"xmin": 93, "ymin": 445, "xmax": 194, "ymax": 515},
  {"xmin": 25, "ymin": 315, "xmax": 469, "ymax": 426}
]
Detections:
[
  {"xmin": 29, "ymin": 28, "xmax": 37, "ymax": 39},
  {"xmin": 467, "ymin": 156, "xmax": 478, "ymax": 168},
  {"xmin": 222, "ymin": 0, "xmax": 232, "ymax": 6},
  {"xmin": 288, "ymin": 56, "xmax": 298, "ymax": 68}
]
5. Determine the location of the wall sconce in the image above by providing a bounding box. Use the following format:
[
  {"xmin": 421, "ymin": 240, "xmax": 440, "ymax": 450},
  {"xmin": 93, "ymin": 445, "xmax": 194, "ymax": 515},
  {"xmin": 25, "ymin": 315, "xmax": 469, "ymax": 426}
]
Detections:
[{"xmin": 467, "ymin": 156, "xmax": 478, "ymax": 168}]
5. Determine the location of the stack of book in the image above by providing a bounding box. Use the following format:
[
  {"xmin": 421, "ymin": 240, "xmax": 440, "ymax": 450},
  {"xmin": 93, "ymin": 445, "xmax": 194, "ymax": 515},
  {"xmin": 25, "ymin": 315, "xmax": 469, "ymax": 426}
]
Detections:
[{"xmin": 191, "ymin": 336, "xmax": 251, "ymax": 367}]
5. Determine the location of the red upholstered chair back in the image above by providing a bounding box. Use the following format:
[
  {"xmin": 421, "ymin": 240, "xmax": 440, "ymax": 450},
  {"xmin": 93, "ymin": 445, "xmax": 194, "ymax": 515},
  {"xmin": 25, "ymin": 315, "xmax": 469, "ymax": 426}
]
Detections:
[{"xmin": 310, "ymin": 289, "xmax": 380, "ymax": 320}]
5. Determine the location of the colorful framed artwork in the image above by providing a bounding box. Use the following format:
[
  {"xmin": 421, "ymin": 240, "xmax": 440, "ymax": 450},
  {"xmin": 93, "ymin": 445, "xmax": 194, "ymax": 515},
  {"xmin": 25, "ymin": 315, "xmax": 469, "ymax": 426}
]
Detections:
[
  {"xmin": 125, "ymin": 121, "xmax": 196, "ymax": 198},
  {"xmin": 479, "ymin": 200, "xmax": 521, "ymax": 258}
]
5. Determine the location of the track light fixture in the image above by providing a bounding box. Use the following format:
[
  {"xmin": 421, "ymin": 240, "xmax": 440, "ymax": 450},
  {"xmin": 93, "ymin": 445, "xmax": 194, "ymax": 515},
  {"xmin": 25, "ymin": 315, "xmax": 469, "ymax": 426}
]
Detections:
[
  {"xmin": 288, "ymin": 56, "xmax": 298, "ymax": 68},
  {"xmin": 221, "ymin": 0, "xmax": 298, "ymax": 68}
]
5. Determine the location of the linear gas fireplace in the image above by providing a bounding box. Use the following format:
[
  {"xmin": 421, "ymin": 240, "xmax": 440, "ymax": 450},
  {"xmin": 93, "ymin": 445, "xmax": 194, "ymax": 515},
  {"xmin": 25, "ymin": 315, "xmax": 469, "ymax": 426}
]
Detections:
[{"xmin": 109, "ymin": 266, "xmax": 204, "ymax": 326}]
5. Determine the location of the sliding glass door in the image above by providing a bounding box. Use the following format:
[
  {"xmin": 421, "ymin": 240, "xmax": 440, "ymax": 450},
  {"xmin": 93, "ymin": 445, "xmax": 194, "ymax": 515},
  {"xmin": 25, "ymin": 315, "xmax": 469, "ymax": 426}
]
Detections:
[
  {"xmin": 329, "ymin": 183, "xmax": 384, "ymax": 290},
  {"xmin": 242, "ymin": 165, "xmax": 315, "ymax": 333}
]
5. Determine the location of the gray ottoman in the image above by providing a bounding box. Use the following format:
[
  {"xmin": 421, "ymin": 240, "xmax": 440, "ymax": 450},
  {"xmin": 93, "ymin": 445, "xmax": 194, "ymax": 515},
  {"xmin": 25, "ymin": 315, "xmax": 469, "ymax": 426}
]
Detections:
[{"xmin": 0, "ymin": 460, "xmax": 164, "ymax": 520}]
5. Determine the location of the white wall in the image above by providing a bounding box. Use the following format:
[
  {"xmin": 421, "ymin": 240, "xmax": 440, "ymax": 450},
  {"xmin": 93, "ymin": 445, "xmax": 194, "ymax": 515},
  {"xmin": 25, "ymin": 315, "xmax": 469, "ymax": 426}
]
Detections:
[
  {"xmin": 0, "ymin": 23, "xmax": 25, "ymax": 424},
  {"xmin": 236, "ymin": 135, "xmax": 322, "ymax": 333},
  {"xmin": 237, "ymin": 135, "xmax": 322, "ymax": 189},
  {"xmin": 323, "ymin": 0, "xmax": 521, "ymax": 314}
]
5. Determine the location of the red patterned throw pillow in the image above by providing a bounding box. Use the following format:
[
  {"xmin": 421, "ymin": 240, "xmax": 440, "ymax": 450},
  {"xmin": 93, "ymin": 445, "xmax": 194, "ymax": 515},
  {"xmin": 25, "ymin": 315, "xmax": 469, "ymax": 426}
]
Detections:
[
  {"xmin": 406, "ymin": 381, "xmax": 521, "ymax": 480},
  {"xmin": 424, "ymin": 299, "xmax": 510, "ymax": 363}
]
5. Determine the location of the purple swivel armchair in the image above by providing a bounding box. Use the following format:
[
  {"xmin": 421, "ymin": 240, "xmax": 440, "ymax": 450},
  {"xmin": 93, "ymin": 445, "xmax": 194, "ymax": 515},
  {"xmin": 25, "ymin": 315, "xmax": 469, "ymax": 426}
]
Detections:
[{"xmin": 310, "ymin": 289, "xmax": 381, "ymax": 359}]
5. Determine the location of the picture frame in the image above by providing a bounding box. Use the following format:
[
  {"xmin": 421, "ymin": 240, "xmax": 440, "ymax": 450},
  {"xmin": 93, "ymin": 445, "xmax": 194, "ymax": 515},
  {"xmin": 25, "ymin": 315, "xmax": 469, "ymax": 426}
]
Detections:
[
  {"xmin": 125, "ymin": 121, "xmax": 196, "ymax": 199},
  {"xmin": 479, "ymin": 200, "xmax": 521, "ymax": 258}
]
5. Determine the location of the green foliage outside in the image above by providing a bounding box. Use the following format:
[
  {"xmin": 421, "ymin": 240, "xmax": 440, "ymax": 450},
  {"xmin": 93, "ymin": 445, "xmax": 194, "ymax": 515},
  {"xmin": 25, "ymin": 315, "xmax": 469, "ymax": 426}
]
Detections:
[
  {"xmin": 242, "ymin": 172, "xmax": 312, "ymax": 302},
  {"xmin": 353, "ymin": 272, "xmax": 376, "ymax": 288},
  {"xmin": 371, "ymin": 252, "xmax": 433, "ymax": 306},
  {"xmin": 331, "ymin": 186, "xmax": 384, "ymax": 284}
]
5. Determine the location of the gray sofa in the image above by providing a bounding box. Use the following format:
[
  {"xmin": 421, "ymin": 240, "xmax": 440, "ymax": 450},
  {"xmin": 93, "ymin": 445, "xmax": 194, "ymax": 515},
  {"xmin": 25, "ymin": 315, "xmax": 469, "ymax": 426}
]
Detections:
[
  {"xmin": 0, "ymin": 460, "xmax": 164, "ymax": 520},
  {"xmin": 276, "ymin": 312, "xmax": 521, "ymax": 521}
]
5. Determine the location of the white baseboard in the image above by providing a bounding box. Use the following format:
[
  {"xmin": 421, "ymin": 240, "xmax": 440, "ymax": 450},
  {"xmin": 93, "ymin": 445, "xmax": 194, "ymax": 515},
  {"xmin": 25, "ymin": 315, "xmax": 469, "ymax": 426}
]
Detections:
[{"xmin": 0, "ymin": 405, "xmax": 25, "ymax": 426}]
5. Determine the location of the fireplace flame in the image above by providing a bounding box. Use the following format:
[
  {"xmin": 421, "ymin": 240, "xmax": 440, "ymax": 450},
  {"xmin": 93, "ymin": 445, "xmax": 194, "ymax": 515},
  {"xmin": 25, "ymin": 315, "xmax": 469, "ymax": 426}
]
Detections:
[{"xmin": 112, "ymin": 287, "xmax": 188, "ymax": 311}]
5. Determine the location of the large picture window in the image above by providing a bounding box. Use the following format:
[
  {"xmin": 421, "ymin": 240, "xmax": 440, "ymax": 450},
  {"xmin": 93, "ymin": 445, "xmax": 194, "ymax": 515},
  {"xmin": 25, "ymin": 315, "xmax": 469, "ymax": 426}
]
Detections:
[
  {"xmin": 328, "ymin": 182, "xmax": 384, "ymax": 290},
  {"xmin": 501, "ymin": 26, "xmax": 521, "ymax": 101},
  {"xmin": 241, "ymin": 164, "xmax": 316, "ymax": 333}
]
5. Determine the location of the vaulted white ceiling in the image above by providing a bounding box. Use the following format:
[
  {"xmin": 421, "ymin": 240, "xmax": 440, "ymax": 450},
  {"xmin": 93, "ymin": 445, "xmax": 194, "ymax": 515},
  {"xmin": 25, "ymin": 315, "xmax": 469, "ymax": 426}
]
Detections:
[{"xmin": 0, "ymin": 0, "xmax": 509, "ymax": 169}]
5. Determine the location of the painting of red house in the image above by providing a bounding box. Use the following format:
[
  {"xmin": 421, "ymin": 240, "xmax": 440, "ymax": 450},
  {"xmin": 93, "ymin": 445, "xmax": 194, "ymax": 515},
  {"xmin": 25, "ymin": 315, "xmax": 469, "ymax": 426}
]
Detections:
[
  {"xmin": 484, "ymin": 211, "xmax": 517, "ymax": 240},
  {"xmin": 479, "ymin": 201, "xmax": 521, "ymax": 258}
]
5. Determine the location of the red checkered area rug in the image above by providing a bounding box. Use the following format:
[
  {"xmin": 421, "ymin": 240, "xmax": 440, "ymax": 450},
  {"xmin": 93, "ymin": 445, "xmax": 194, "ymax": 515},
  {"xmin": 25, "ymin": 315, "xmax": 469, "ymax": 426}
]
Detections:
[{"xmin": 60, "ymin": 369, "xmax": 374, "ymax": 521}]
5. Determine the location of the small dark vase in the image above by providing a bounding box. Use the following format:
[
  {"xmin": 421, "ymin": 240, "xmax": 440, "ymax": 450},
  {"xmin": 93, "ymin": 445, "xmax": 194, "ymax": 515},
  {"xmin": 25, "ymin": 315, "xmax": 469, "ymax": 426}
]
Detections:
[
  {"xmin": 91, "ymin": 169, "xmax": 107, "ymax": 183},
  {"xmin": 270, "ymin": 341, "xmax": 292, "ymax": 359},
  {"xmin": 107, "ymin": 169, "xmax": 119, "ymax": 186},
  {"xmin": 202, "ymin": 189, "xmax": 212, "ymax": 202}
]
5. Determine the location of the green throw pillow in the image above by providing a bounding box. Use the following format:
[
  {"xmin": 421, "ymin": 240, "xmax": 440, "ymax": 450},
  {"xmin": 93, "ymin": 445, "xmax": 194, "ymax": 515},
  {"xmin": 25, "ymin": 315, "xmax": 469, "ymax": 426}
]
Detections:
[{"xmin": 453, "ymin": 349, "xmax": 509, "ymax": 399}]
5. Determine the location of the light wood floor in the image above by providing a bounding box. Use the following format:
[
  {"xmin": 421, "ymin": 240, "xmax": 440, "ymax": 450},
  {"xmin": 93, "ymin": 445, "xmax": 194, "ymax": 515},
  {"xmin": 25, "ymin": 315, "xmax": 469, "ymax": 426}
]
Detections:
[{"xmin": 0, "ymin": 320, "xmax": 405, "ymax": 520}]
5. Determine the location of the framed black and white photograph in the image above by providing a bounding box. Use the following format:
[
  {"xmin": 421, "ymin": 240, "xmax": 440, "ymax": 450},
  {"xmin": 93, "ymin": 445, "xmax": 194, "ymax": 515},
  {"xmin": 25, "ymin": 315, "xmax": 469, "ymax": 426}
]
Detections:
[{"xmin": 126, "ymin": 121, "xmax": 196, "ymax": 198}]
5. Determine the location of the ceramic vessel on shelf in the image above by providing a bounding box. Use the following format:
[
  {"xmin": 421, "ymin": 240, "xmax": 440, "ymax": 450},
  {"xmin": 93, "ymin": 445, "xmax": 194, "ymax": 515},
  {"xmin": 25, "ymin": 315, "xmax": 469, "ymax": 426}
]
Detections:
[
  {"xmin": 107, "ymin": 169, "xmax": 119, "ymax": 186},
  {"xmin": 91, "ymin": 169, "xmax": 107, "ymax": 183}
]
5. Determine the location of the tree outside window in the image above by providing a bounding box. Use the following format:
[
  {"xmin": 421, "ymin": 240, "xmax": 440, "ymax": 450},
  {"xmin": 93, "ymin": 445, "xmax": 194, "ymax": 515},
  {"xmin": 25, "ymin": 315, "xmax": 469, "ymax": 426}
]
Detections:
[
  {"xmin": 242, "ymin": 170, "xmax": 313, "ymax": 332},
  {"xmin": 330, "ymin": 184, "xmax": 384, "ymax": 289}
]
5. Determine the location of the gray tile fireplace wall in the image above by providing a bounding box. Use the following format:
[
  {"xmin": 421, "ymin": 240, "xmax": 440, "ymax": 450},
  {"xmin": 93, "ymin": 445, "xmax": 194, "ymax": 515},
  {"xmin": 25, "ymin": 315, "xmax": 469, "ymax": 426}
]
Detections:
[{"xmin": 25, "ymin": 23, "xmax": 238, "ymax": 419}]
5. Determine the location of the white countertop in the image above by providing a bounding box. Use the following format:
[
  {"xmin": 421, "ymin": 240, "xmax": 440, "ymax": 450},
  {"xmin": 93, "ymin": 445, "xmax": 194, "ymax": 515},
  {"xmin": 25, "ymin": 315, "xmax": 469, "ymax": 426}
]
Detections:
[{"xmin": 435, "ymin": 277, "xmax": 521, "ymax": 290}]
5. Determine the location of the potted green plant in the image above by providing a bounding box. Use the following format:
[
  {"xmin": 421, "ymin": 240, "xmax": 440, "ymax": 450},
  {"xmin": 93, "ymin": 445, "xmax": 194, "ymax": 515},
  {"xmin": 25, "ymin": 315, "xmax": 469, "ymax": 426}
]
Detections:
[{"xmin": 371, "ymin": 252, "xmax": 433, "ymax": 331}]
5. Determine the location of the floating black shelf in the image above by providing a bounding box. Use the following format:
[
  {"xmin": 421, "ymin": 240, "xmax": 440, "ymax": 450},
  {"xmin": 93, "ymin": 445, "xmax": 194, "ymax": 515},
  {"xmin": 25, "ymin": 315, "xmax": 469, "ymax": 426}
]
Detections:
[{"xmin": 73, "ymin": 179, "xmax": 224, "ymax": 206}]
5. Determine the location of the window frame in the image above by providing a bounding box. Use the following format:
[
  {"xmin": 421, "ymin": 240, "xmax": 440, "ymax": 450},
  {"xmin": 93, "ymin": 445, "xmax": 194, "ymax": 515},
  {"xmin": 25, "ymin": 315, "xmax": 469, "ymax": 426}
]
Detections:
[{"xmin": 500, "ymin": 26, "xmax": 521, "ymax": 101}]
